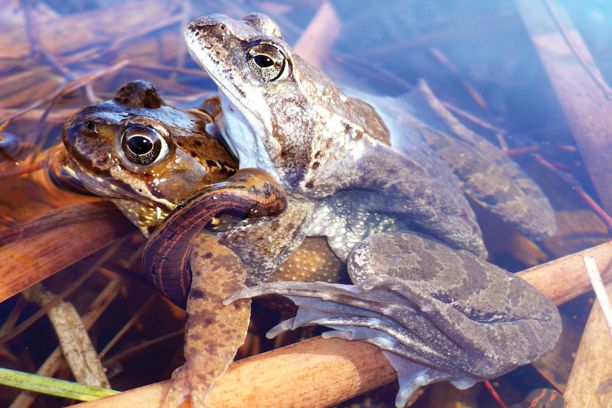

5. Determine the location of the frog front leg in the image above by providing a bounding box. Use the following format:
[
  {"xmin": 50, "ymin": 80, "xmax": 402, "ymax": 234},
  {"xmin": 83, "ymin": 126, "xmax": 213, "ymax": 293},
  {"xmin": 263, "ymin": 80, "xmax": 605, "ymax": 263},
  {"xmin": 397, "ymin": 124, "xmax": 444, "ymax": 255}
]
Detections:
[
  {"xmin": 163, "ymin": 233, "xmax": 250, "ymax": 407},
  {"xmin": 142, "ymin": 168, "xmax": 287, "ymax": 307},
  {"xmin": 219, "ymin": 197, "xmax": 314, "ymax": 286},
  {"xmin": 227, "ymin": 232, "xmax": 562, "ymax": 407}
]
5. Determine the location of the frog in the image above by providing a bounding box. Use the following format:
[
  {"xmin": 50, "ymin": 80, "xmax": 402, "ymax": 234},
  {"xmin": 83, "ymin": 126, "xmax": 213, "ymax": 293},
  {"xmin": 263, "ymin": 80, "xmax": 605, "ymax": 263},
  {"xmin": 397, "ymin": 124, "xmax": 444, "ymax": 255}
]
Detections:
[
  {"xmin": 182, "ymin": 13, "xmax": 562, "ymax": 406},
  {"xmin": 60, "ymin": 79, "xmax": 237, "ymax": 236},
  {"xmin": 57, "ymin": 80, "xmax": 343, "ymax": 407}
]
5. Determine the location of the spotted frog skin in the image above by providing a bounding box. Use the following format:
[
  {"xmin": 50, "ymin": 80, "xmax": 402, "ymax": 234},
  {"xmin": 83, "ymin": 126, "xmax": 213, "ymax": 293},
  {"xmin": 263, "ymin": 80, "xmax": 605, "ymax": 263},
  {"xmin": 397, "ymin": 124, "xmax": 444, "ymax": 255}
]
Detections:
[
  {"xmin": 59, "ymin": 80, "xmax": 341, "ymax": 407},
  {"xmin": 61, "ymin": 80, "xmax": 237, "ymax": 235},
  {"xmin": 185, "ymin": 14, "xmax": 562, "ymax": 406}
]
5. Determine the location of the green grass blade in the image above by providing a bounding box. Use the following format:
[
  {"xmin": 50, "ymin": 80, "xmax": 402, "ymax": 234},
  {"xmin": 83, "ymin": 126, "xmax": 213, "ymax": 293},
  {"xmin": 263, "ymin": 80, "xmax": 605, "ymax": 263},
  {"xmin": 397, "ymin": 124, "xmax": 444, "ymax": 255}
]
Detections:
[{"xmin": 0, "ymin": 367, "xmax": 120, "ymax": 401}]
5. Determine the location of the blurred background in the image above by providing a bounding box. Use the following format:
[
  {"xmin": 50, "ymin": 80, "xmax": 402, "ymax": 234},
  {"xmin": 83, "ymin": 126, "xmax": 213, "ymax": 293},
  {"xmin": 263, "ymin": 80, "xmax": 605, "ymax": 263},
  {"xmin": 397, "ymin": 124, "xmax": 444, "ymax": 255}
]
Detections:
[{"xmin": 0, "ymin": 1, "xmax": 610, "ymax": 407}]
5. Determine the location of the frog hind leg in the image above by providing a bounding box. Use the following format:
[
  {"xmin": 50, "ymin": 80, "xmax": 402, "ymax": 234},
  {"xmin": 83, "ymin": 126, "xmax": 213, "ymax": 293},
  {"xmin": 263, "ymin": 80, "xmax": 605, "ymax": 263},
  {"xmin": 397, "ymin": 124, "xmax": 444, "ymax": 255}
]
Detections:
[
  {"xmin": 344, "ymin": 140, "xmax": 487, "ymax": 258},
  {"xmin": 400, "ymin": 82, "xmax": 556, "ymax": 240},
  {"xmin": 226, "ymin": 232, "xmax": 561, "ymax": 406},
  {"xmin": 163, "ymin": 234, "xmax": 251, "ymax": 407}
]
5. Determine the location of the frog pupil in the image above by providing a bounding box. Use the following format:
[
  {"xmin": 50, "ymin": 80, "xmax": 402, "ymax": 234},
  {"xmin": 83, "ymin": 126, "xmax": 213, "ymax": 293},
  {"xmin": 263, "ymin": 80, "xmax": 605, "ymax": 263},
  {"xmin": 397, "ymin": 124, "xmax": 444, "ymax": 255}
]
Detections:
[
  {"xmin": 247, "ymin": 44, "xmax": 287, "ymax": 82},
  {"xmin": 254, "ymin": 54, "xmax": 274, "ymax": 68},
  {"xmin": 127, "ymin": 135, "xmax": 153, "ymax": 155}
]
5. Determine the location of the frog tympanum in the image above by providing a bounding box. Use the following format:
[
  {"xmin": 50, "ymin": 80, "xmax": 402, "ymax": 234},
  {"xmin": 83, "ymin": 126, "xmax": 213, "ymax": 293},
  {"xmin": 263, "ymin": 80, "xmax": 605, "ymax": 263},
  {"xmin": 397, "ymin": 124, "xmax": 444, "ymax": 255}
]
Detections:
[{"xmin": 178, "ymin": 13, "xmax": 562, "ymax": 407}]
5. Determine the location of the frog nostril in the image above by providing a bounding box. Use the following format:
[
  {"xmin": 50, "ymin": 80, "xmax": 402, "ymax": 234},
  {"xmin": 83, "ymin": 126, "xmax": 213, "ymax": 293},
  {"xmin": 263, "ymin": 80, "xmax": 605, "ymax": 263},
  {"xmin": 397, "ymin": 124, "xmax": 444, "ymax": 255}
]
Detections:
[{"xmin": 211, "ymin": 24, "xmax": 228, "ymax": 38}]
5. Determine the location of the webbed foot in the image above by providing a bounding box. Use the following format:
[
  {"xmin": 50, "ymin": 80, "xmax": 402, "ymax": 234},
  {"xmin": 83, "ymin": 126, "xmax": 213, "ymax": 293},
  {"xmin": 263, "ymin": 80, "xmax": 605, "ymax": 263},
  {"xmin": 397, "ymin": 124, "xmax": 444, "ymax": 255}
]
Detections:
[
  {"xmin": 226, "ymin": 232, "xmax": 561, "ymax": 407},
  {"xmin": 225, "ymin": 277, "xmax": 478, "ymax": 407}
]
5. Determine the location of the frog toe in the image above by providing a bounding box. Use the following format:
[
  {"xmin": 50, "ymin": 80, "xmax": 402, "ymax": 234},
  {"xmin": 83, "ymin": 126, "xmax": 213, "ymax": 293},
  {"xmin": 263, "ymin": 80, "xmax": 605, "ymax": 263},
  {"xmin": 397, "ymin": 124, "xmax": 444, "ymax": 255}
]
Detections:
[
  {"xmin": 264, "ymin": 294, "xmax": 388, "ymax": 339},
  {"xmin": 384, "ymin": 352, "xmax": 477, "ymax": 408},
  {"xmin": 227, "ymin": 279, "xmax": 487, "ymax": 404},
  {"xmin": 161, "ymin": 365, "xmax": 202, "ymax": 408},
  {"xmin": 162, "ymin": 364, "xmax": 219, "ymax": 407},
  {"xmin": 226, "ymin": 273, "xmax": 560, "ymax": 405}
]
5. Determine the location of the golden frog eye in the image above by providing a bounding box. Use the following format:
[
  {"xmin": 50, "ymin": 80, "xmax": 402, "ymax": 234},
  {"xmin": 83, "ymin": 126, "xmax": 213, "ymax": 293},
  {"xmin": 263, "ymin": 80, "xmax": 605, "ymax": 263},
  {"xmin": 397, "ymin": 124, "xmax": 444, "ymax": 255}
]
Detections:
[
  {"xmin": 120, "ymin": 124, "xmax": 166, "ymax": 166},
  {"xmin": 246, "ymin": 42, "xmax": 287, "ymax": 82}
]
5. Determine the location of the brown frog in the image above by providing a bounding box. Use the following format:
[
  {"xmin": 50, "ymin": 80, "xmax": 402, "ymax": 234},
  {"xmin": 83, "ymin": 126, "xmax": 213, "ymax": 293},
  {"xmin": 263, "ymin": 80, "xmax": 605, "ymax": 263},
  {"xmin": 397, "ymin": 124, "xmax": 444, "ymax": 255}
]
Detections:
[
  {"xmin": 58, "ymin": 80, "xmax": 342, "ymax": 406},
  {"xmin": 182, "ymin": 13, "xmax": 562, "ymax": 406},
  {"xmin": 60, "ymin": 80, "xmax": 237, "ymax": 237}
]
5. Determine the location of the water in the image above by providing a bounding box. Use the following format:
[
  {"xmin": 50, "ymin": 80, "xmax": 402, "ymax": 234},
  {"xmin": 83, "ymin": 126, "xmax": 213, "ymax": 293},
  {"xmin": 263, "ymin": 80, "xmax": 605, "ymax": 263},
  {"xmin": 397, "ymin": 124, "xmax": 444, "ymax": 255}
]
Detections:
[{"xmin": 0, "ymin": 1, "xmax": 610, "ymax": 407}]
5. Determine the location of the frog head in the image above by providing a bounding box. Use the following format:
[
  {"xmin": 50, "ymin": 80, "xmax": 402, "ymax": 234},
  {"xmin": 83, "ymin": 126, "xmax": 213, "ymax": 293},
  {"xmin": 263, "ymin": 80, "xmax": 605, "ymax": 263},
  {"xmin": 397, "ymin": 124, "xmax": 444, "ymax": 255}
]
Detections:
[
  {"xmin": 62, "ymin": 80, "xmax": 237, "ymax": 231},
  {"xmin": 186, "ymin": 14, "xmax": 354, "ymax": 195}
]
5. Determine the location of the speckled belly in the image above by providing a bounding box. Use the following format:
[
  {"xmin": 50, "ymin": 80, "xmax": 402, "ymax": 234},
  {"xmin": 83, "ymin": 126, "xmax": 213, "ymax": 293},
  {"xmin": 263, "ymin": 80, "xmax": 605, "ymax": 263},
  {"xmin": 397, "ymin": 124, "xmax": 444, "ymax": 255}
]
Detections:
[{"xmin": 306, "ymin": 192, "xmax": 403, "ymax": 261}]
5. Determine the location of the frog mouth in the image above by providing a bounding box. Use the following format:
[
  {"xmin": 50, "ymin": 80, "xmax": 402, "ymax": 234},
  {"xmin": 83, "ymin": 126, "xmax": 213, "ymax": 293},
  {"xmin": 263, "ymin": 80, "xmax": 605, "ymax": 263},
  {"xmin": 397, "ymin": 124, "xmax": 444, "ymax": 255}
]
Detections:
[{"xmin": 62, "ymin": 154, "xmax": 174, "ymax": 212}]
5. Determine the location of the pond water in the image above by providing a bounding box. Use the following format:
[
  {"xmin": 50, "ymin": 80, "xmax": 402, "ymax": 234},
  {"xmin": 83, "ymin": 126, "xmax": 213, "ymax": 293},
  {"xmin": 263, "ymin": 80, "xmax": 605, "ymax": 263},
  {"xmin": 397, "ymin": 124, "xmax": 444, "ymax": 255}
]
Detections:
[{"xmin": 0, "ymin": 1, "xmax": 610, "ymax": 407}]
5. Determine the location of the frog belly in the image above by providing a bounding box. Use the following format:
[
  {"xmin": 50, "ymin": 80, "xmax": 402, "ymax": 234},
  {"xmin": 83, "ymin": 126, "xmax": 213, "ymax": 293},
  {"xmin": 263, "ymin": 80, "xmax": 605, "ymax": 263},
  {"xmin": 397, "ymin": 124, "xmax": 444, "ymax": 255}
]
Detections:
[{"xmin": 306, "ymin": 194, "xmax": 402, "ymax": 261}]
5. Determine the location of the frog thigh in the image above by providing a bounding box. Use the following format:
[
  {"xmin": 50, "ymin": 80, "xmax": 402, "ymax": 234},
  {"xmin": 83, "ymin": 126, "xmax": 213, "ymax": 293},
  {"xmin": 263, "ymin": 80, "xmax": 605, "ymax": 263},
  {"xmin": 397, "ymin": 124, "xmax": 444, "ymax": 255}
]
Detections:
[
  {"xmin": 373, "ymin": 83, "xmax": 555, "ymax": 241},
  {"xmin": 163, "ymin": 233, "xmax": 250, "ymax": 407},
  {"xmin": 226, "ymin": 232, "xmax": 561, "ymax": 406},
  {"xmin": 343, "ymin": 140, "xmax": 486, "ymax": 257},
  {"xmin": 345, "ymin": 232, "xmax": 561, "ymax": 369},
  {"xmin": 415, "ymin": 120, "xmax": 556, "ymax": 241},
  {"xmin": 399, "ymin": 83, "xmax": 556, "ymax": 240}
]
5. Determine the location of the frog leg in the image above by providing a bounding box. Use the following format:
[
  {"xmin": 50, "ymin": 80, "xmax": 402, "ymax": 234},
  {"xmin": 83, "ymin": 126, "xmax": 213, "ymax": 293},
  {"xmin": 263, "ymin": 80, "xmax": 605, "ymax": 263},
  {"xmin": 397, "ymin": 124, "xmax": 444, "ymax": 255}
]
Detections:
[
  {"xmin": 142, "ymin": 168, "xmax": 287, "ymax": 307},
  {"xmin": 162, "ymin": 233, "xmax": 250, "ymax": 408},
  {"xmin": 142, "ymin": 169, "xmax": 285, "ymax": 406},
  {"xmin": 226, "ymin": 232, "xmax": 561, "ymax": 407},
  {"xmin": 218, "ymin": 197, "xmax": 314, "ymax": 286},
  {"xmin": 318, "ymin": 138, "xmax": 487, "ymax": 257},
  {"xmin": 397, "ymin": 82, "xmax": 556, "ymax": 240}
]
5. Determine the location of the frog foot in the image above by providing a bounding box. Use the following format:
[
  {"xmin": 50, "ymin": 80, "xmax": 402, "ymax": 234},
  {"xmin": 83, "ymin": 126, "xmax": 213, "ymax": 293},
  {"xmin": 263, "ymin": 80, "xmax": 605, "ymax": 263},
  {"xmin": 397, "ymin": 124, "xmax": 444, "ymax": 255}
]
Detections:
[
  {"xmin": 226, "ymin": 278, "xmax": 479, "ymax": 407},
  {"xmin": 226, "ymin": 277, "xmax": 558, "ymax": 407},
  {"xmin": 225, "ymin": 233, "xmax": 561, "ymax": 407},
  {"xmin": 162, "ymin": 365, "xmax": 205, "ymax": 408}
]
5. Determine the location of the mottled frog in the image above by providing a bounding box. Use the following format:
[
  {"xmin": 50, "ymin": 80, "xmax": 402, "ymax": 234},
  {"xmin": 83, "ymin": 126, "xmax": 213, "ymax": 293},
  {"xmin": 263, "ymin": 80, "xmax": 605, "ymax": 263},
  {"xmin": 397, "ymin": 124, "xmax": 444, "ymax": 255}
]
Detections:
[
  {"xmin": 58, "ymin": 80, "xmax": 294, "ymax": 407},
  {"xmin": 182, "ymin": 13, "xmax": 562, "ymax": 407}
]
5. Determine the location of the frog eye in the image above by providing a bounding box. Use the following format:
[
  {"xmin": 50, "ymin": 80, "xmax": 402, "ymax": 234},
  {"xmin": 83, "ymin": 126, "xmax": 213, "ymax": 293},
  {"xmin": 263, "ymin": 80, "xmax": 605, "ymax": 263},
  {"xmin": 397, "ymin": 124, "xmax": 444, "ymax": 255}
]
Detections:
[
  {"xmin": 120, "ymin": 125, "xmax": 167, "ymax": 166},
  {"xmin": 246, "ymin": 43, "xmax": 287, "ymax": 82}
]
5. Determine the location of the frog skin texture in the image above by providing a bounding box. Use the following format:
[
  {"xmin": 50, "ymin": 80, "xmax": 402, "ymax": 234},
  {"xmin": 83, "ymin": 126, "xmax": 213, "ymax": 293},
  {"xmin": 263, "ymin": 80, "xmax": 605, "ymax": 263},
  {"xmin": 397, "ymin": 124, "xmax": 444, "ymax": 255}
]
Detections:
[
  {"xmin": 58, "ymin": 80, "xmax": 343, "ymax": 407},
  {"xmin": 184, "ymin": 13, "xmax": 562, "ymax": 407}
]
